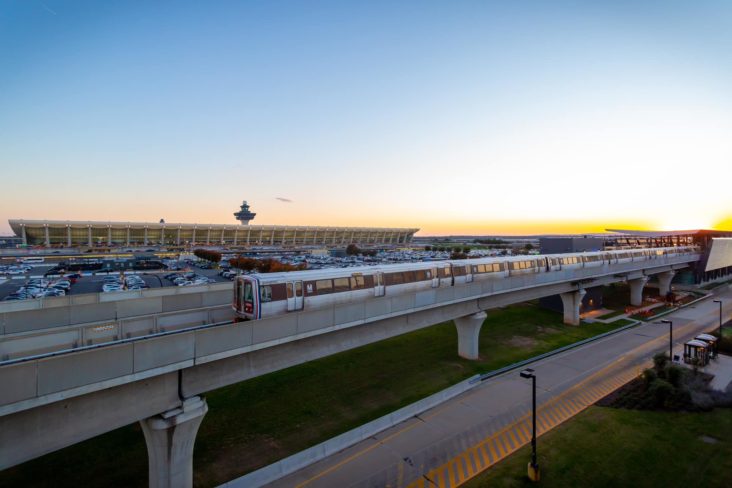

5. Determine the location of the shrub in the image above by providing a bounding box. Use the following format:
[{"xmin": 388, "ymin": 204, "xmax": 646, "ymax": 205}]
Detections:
[
  {"xmin": 665, "ymin": 365, "xmax": 684, "ymax": 388},
  {"xmin": 648, "ymin": 379, "xmax": 674, "ymax": 407},
  {"xmin": 653, "ymin": 353, "xmax": 668, "ymax": 375},
  {"xmin": 642, "ymin": 368, "xmax": 658, "ymax": 385}
]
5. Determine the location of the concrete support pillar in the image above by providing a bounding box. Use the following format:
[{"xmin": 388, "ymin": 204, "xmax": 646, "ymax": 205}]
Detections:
[
  {"xmin": 454, "ymin": 311, "xmax": 487, "ymax": 360},
  {"xmin": 67, "ymin": 226, "xmax": 72, "ymax": 247},
  {"xmin": 206, "ymin": 228, "xmax": 211, "ymax": 245},
  {"xmin": 87, "ymin": 226, "xmax": 92, "ymax": 247},
  {"xmin": 656, "ymin": 271, "xmax": 676, "ymax": 296},
  {"xmin": 191, "ymin": 228, "xmax": 197, "ymax": 245},
  {"xmin": 21, "ymin": 225, "xmax": 27, "ymax": 246},
  {"xmin": 270, "ymin": 229, "xmax": 275, "ymax": 245},
  {"xmin": 177, "ymin": 228, "xmax": 181, "ymax": 246},
  {"xmin": 44, "ymin": 225, "xmax": 50, "ymax": 247},
  {"xmin": 233, "ymin": 229, "xmax": 238, "ymax": 246},
  {"xmin": 628, "ymin": 276, "xmax": 649, "ymax": 306},
  {"xmin": 107, "ymin": 226, "xmax": 112, "ymax": 246},
  {"xmin": 144, "ymin": 227, "xmax": 149, "ymax": 246},
  {"xmin": 140, "ymin": 396, "xmax": 208, "ymax": 488},
  {"xmin": 126, "ymin": 227, "xmax": 131, "ymax": 246},
  {"xmin": 221, "ymin": 228, "xmax": 226, "ymax": 244},
  {"xmin": 560, "ymin": 288, "xmax": 586, "ymax": 326}
]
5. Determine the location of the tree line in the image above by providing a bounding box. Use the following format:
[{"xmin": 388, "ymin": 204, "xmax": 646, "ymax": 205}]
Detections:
[{"xmin": 228, "ymin": 257, "xmax": 306, "ymax": 273}]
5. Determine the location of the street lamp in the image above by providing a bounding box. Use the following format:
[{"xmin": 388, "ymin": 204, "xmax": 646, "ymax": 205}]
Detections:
[
  {"xmin": 661, "ymin": 319, "xmax": 673, "ymax": 361},
  {"xmin": 520, "ymin": 368, "xmax": 540, "ymax": 482},
  {"xmin": 713, "ymin": 300, "xmax": 723, "ymax": 339}
]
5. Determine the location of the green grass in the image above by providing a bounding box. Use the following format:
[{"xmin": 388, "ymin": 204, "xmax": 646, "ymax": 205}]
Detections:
[
  {"xmin": 464, "ymin": 407, "xmax": 732, "ymax": 488},
  {"xmin": 0, "ymin": 303, "xmax": 631, "ymax": 488},
  {"xmin": 596, "ymin": 309, "xmax": 626, "ymax": 320}
]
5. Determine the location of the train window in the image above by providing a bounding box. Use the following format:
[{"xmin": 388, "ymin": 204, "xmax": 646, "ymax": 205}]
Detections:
[
  {"xmin": 439, "ymin": 267, "xmax": 452, "ymax": 277},
  {"xmin": 403, "ymin": 271, "xmax": 415, "ymax": 283},
  {"xmin": 333, "ymin": 278, "xmax": 350, "ymax": 292},
  {"xmin": 385, "ymin": 272, "xmax": 404, "ymax": 285},
  {"xmin": 453, "ymin": 266, "xmax": 466, "ymax": 276},
  {"xmin": 243, "ymin": 282, "xmax": 253, "ymax": 302},
  {"xmin": 315, "ymin": 279, "xmax": 333, "ymax": 294},
  {"xmin": 363, "ymin": 275, "xmax": 375, "ymax": 287},
  {"xmin": 305, "ymin": 282, "xmax": 315, "ymax": 294},
  {"xmin": 261, "ymin": 286, "xmax": 272, "ymax": 302},
  {"xmin": 286, "ymin": 284, "xmax": 293, "ymax": 299},
  {"xmin": 350, "ymin": 275, "xmax": 365, "ymax": 289},
  {"xmin": 414, "ymin": 270, "xmax": 427, "ymax": 281}
]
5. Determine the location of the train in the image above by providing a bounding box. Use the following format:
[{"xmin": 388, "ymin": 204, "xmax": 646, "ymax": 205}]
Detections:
[{"xmin": 233, "ymin": 246, "xmax": 698, "ymax": 320}]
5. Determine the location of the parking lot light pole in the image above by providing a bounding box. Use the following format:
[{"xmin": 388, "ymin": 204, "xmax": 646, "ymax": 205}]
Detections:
[
  {"xmin": 713, "ymin": 300, "xmax": 723, "ymax": 338},
  {"xmin": 661, "ymin": 319, "xmax": 673, "ymax": 361},
  {"xmin": 520, "ymin": 368, "xmax": 540, "ymax": 482}
]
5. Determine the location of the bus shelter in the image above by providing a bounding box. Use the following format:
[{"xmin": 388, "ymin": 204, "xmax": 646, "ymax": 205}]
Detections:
[
  {"xmin": 684, "ymin": 340, "xmax": 711, "ymax": 367},
  {"xmin": 696, "ymin": 334, "xmax": 718, "ymax": 359}
]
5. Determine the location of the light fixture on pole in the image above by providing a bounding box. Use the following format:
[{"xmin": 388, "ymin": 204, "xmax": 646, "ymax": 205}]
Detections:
[
  {"xmin": 661, "ymin": 319, "xmax": 673, "ymax": 361},
  {"xmin": 520, "ymin": 368, "xmax": 540, "ymax": 482},
  {"xmin": 713, "ymin": 300, "xmax": 723, "ymax": 339}
]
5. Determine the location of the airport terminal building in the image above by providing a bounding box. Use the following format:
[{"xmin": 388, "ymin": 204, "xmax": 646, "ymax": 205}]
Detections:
[{"xmin": 8, "ymin": 219, "xmax": 419, "ymax": 248}]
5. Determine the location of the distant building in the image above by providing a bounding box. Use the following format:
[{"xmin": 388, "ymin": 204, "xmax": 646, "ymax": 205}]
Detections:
[
  {"xmin": 539, "ymin": 237, "xmax": 605, "ymax": 254},
  {"xmin": 0, "ymin": 235, "xmax": 22, "ymax": 248},
  {"xmin": 233, "ymin": 201, "xmax": 256, "ymax": 225},
  {"xmin": 8, "ymin": 219, "xmax": 418, "ymax": 248}
]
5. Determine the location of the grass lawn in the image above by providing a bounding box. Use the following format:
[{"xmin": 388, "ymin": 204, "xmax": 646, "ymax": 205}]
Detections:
[
  {"xmin": 464, "ymin": 407, "xmax": 732, "ymax": 488},
  {"xmin": 0, "ymin": 303, "xmax": 632, "ymax": 488}
]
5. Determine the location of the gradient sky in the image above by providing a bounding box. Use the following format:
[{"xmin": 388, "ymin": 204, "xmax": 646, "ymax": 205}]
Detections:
[{"xmin": 1, "ymin": 1, "xmax": 731, "ymax": 235}]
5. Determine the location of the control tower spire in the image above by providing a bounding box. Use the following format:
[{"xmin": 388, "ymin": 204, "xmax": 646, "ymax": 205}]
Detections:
[{"xmin": 234, "ymin": 201, "xmax": 256, "ymax": 225}]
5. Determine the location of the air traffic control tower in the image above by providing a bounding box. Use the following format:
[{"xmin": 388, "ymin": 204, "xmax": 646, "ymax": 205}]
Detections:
[{"xmin": 234, "ymin": 201, "xmax": 256, "ymax": 225}]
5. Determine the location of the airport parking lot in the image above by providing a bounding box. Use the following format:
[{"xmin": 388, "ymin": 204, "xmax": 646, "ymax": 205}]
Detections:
[{"xmin": 0, "ymin": 265, "xmax": 231, "ymax": 301}]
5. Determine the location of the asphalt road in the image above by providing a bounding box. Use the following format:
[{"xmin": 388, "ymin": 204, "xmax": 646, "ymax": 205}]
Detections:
[{"xmin": 265, "ymin": 288, "xmax": 732, "ymax": 488}]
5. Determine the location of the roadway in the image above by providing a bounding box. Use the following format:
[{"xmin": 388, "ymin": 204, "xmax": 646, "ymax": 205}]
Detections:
[{"xmin": 262, "ymin": 287, "xmax": 732, "ymax": 488}]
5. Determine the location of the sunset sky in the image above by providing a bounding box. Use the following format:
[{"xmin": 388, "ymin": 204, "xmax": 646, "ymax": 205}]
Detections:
[{"xmin": 1, "ymin": 1, "xmax": 731, "ymax": 236}]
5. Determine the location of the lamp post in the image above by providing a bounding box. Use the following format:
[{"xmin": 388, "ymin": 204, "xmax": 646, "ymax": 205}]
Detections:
[
  {"xmin": 713, "ymin": 300, "xmax": 723, "ymax": 339},
  {"xmin": 661, "ymin": 319, "xmax": 673, "ymax": 361},
  {"xmin": 520, "ymin": 368, "xmax": 540, "ymax": 482}
]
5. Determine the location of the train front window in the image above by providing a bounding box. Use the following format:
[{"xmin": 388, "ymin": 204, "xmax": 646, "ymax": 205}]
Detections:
[{"xmin": 243, "ymin": 282, "xmax": 253, "ymax": 302}]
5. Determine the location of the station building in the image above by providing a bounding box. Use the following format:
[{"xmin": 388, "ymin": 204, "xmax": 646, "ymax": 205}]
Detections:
[{"xmin": 7, "ymin": 219, "xmax": 419, "ymax": 248}]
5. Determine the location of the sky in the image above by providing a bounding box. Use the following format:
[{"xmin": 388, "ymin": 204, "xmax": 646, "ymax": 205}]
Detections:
[{"xmin": 1, "ymin": 1, "xmax": 731, "ymax": 236}]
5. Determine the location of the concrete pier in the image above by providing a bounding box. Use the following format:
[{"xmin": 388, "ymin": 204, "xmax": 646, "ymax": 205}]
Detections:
[
  {"xmin": 454, "ymin": 311, "xmax": 487, "ymax": 359},
  {"xmin": 140, "ymin": 396, "xmax": 208, "ymax": 488},
  {"xmin": 628, "ymin": 276, "xmax": 649, "ymax": 306},
  {"xmin": 560, "ymin": 289, "xmax": 586, "ymax": 326},
  {"xmin": 656, "ymin": 271, "xmax": 676, "ymax": 296}
]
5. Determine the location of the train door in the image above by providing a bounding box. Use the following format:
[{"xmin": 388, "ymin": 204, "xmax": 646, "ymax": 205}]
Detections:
[
  {"xmin": 431, "ymin": 267, "xmax": 439, "ymax": 288},
  {"xmin": 286, "ymin": 281, "xmax": 304, "ymax": 311},
  {"xmin": 375, "ymin": 272, "xmax": 385, "ymax": 296}
]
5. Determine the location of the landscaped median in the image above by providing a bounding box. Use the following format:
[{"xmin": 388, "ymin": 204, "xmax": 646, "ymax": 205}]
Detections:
[{"xmin": 0, "ymin": 302, "xmax": 636, "ymax": 488}]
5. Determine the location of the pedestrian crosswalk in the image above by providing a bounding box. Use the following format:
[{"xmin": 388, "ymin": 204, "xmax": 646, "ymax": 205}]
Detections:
[{"xmin": 406, "ymin": 364, "xmax": 642, "ymax": 488}]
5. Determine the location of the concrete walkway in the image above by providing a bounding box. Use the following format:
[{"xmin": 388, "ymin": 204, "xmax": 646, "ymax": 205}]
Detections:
[{"xmin": 253, "ymin": 289, "xmax": 732, "ymax": 488}]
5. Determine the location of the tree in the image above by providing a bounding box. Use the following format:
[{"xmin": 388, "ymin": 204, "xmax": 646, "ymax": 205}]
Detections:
[
  {"xmin": 450, "ymin": 251, "xmax": 468, "ymax": 260},
  {"xmin": 524, "ymin": 243, "xmax": 534, "ymax": 252},
  {"xmin": 462, "ymin": 246, "xmax": 471, "ymax": 254},
  {"xmin": 424, "ymin": 245, "xmax": 432, "ymax": 251},
  {"xmin": 346, "ymin": 244, "xmax": 360, "ymax": 256}
]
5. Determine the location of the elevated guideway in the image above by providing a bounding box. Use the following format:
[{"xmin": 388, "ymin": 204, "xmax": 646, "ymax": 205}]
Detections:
[{"xmin": 0, "ymin": 250, "xmax": 701, "ymax": 486}]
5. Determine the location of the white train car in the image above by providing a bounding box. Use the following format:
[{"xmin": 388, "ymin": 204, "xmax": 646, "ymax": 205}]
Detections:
[{"xmin": 233, "ymin": 246, "xmax": 698, "ymax": 320}]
